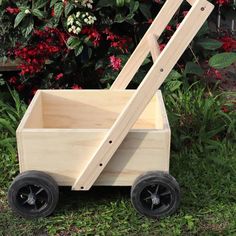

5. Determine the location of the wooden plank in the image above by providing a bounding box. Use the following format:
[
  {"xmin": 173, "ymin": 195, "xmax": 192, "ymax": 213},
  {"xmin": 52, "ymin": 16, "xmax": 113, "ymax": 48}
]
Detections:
[
  {"xmin": 16, "ymin": 91, "xmax": 43, "ymax": 172},
  {"xmin": 186, "ymin": 0, "xmax": 197, "ymax": 5},
  {"xmin": 110, "ymin": 0, "xmax": 184, "ymax": 90},
  {"xmin": 72, "ymin": 0, "xmax": 214, "ymax": 190},
  {"xmin": 20, "ymin": 129, "xmax": 169, "ymax": 186},
  {"xmin": 41, "ymin": 90, "xmax": 160, "ymax": 129},
  {"xmin": 148, "ymin": 34, "xmax": 161, "ymax": 62}
]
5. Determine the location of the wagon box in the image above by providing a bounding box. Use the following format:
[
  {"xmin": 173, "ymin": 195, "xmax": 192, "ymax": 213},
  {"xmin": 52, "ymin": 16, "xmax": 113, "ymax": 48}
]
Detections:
[{"xmin": 16, "ymin": 90, "xmax": 170, "ymax": 186}]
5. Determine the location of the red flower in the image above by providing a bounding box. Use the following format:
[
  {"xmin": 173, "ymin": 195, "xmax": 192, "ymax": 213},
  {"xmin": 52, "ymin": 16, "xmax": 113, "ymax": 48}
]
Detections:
[
  {"xmin": 8, "ymin": 76, "xmax": 17, "ymax": 84},
  {"xmin": 103, "ymin": 28, "xmax": 130, "ymax": 53},
  {"xmin": 220, "ymin": 36, "xmax": 236, "ymax": 52},
  {"xmin": 51, "ymin": 8, "xmax": 55, "ymax": 17},
  {"xmin": 206, "ymin": 68, "xmax": 222, "ymax": 80},
  {"xmin": 166, "ymin": 25, "xmax": 172, "ymax": 31},
  {"xmin": 17, "ymin": 84, "xmax": 25, "ymax": 91},
  {"xmin": 109, "ymin": 55, "xmax": 122, "ymax": 71},
  {"xmin": 221, "ymin": 106, "xmax": 229, "ymax": 113},
  {"xmin": 81, "ymin": 27, "xmax": 101, "ymax": 47},
  {"xmin": 31, "ymin": 88, "xmax": 38, "ymax": 95},
  {"xmin": 6, "ymin": 7, "xmax": 20, "ymax": 14},
  {"xmin": 159, "ymin": 44, "xmax": 166, "ymax": 51},
  {"xmin": 14, "ymin": 27, "xmax": 67, "ymax": 76},
  {"xmin": 55, "ymin": 73, "xmax": 64, "ymax": 80},
  {"xmin": 72, "ymin": 85, "xmax": 82, "ymax": 89},
  {"xmin": 216, "ymin": 0, "xmax": 229, "ymax": 5}
]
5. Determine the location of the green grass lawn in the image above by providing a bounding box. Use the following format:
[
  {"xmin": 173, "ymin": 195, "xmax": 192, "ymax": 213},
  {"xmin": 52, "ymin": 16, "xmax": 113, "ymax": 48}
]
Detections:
[
  {"xmin": 0, "ymin": 141, "xmax": 235, "ymax": 235},
  {"xmin": 0, "ymin": 86, "xmax": 235, "ymax": 235}
]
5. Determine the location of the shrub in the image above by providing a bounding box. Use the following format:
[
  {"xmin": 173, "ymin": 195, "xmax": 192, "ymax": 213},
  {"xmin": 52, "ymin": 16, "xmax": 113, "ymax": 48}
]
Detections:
[
  {"xmin": 163, "ymin": 82, "xmax": 236, "ymax": 152},
  {"xmin": 0, "ymin": 0, "xmax": 235, "ymax": 101},
  {"xmin": 0, "ymin": 88, "xmax": 26, "ymax": 186}
]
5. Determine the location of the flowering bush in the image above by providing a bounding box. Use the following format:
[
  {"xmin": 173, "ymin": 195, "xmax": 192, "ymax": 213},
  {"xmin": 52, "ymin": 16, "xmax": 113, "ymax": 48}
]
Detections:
[{"xmin": 0, "ymin": 0, "xmax": 235, "ymax": 99}]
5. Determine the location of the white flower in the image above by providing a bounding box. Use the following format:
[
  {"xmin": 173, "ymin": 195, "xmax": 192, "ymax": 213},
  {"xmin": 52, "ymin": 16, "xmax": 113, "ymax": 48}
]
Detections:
[
  {"xmin": 68, "ymin": 28, "xmax": 72, "ymax": 32},
  {"xmin": 76, "ymin": 11, "xmax": 81, "ymax": 18},
  {"xmin": 24, "ymin": 9, "xmax": 30, "ymax": 14},
  {"xmin": 67, "ymin": 15, "xmax": 74, "ymax": 25},
  {"xmin": 81, "ymin": 0, "xmax": 93, "ymax": 8},
  {"xmin": 87, "ymin": 3, "xmax": 92, "ymax": 9}
]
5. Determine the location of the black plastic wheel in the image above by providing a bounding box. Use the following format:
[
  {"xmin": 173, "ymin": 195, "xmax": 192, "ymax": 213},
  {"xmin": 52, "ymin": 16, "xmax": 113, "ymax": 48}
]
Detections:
[
  {"xmin": 131, "ymin": 171, "xmax": 180, "ymax": 218},
  {"xmin": 8, "ymin": 170, "xmax": 59, "ymax": 219}
]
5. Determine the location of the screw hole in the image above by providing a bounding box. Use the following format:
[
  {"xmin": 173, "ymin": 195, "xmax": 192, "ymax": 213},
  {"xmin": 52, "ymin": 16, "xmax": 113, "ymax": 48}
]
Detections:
[
  {"xmin": 100, "ymin": 163, "xmax": 103, "ymax": 166},
  {"xmin": 109, "ymin": 140, "xmax": 112, "ymax": 144},
  {"xmin": 160, "ymin": 68, "xmax": 164, "ymax": 72},
  {"xmin": 81, "ymin": 186, "xmax": 84, "ymax": 189},
  {"xmin": 201, "ymin": 7, "xmax": 205, "ymax": 11}
]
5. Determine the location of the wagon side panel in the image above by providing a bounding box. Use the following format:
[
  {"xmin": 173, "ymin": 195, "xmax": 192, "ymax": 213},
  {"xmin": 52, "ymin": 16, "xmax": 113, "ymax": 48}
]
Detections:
[
  {"xmin": 95, "ymin": 129, "xmax": 171, "ymax": 186},
  {"xmin": 19, "ymin": 130, "xmax": 106, "ymax": 186}
]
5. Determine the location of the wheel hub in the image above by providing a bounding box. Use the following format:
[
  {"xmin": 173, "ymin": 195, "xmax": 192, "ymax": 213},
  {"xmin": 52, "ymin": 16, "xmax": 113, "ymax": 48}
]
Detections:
[
  {"xmin": 151, "ymin": 194, "xmax": 160, "ymax": 205},
  {"xmin": 26, "ymin": 193, "xmax": 36, "ymax": 205}
]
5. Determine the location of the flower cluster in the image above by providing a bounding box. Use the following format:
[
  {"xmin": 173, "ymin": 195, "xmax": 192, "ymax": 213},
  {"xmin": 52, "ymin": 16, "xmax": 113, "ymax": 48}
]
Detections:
[
  {"xmin": 81, "ymin": 27, "xmax": 101, "ymax": 46},
  {"xmin": 216, "ymin": 0, "xmax": 229, "ymax": 5},
  {"xmin": 103, "ymin": 28, "xmax": 131, "ymax": 53},
  {"xmin": 5, "ymin": 7, "xmax": 20, "ymax": 14},
  {"xmin": 220, "ymin": 36, "xmax": 236, "ymax": 52},
  {"xmin": 80, "ymin": 0, "xmax": 93, "ymax": 9},
  {"xmin": 67, "ymin": 11, "xmax": 96, "ymax": 34},
  {"xmin": 14, "ymin": 27, "xmax": 68, "ymax": 76},
  {"xmin": 109, "ymin": 55, "xmax": 122, "ymax": 71}
]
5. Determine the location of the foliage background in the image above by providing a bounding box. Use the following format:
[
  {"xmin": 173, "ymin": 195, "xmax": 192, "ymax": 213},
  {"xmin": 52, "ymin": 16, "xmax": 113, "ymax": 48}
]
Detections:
[{"xmin": 0, "ymin": 0, "xmax": 235, "ymax": 100}]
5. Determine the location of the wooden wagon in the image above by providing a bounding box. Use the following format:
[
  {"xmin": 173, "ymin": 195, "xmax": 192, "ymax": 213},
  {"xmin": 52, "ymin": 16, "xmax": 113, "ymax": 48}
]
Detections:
[{"xmin": 8, "ymin": 0, "xmax": 214, "ymax": 219}]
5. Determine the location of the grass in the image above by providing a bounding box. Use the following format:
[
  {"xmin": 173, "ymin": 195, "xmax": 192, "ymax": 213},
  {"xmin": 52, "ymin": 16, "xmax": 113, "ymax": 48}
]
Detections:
[{"xmin": 0, "ymin": 83, "xmax": 235, "ymax": 235}]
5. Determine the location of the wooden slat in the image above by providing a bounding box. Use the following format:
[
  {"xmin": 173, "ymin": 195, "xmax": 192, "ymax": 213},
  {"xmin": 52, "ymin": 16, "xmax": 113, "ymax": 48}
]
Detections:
[
  {"xmin": 72, "ymin": 0, "xmax": 214, "ymax": 190},
  {"xmin": 110, "ymin": 0, "xmax": 184, "ymax": 90},
  {"xmin": 186, "ymin": 0, "xmax": 197, "ymax": 5},
  {"xmin": 148, "ymin": 34, "xmax": 161, "ymax": 62}
]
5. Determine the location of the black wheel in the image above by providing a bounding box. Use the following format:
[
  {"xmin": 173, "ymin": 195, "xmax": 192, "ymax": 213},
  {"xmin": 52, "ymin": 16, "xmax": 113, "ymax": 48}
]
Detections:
[
  {"xmin": 8, "ymin": 170, "xmax": 59, "ymax": 219},
  {"xmin": 131, "ymin": 171, "xmax": 180, "ymax": 218}
]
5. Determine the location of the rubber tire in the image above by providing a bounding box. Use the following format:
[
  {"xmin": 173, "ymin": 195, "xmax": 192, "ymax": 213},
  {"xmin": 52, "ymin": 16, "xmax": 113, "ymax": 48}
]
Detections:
[
  {"xmin": 131, "ymin": 171, "xmax": 180, "ymax": 218},
  {"xmin": 8, "ymin": 170, "xmax": 59, "ymax": 219}
]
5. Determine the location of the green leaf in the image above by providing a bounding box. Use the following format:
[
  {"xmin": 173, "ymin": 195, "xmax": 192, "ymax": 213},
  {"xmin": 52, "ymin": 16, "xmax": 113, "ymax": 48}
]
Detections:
[
  {"xmin": 34, "ymin": 0, "xmax": 48, "ymax": 9},
  {"xmin": 166, "ymin": 80, "xmax": 183, "ymax": 92},
  {"xmin": 197, "ymin": 38, "xmax": 223, "ymax": 50},
  {"xmin": 23, "ymin": 17, "xmax": 34, "ymax": 37},
  {"xmin": 67, "ymin": 36, "xmax": 81, "ymax": 49},
  {"xmin": 139, "ymin": 3, "xmax": 151, "ymax": 20},
  {"xmin": 209, "ymin": 53, "xmax": 236, "ymax": 69},
  {"xmin": 75, "ymin": 45, "xmax": 84, "ymax": 56},
  {"xmin": 114, "ymin": 13, "xmax": 126, "ymax": 23},
  {"xmin": 32, "ymin": 9, "xmax": 45, "ymax": 19},
  {"xmin": 96, "ymin": 0, "xmax": 115, "ymax": 9},
  {"xmin": 166, "ymin": 70, "xmax": 182, "ymax": 81},
  {"xmin": 14, "ymin": 12, "xmax": 26, "ymax": 28},
  {"xmin": 54, "ymin": 2, "xmax": 63, "ymax": 18},
  {"xmin": 116, "ymin": 0, "xmax": 125, "ymax": 7},
  {"xmin": 65, "ymin": 2, "xmax": 74, "ymax": 17},
  {"xmin": 129, "ymin": 1, "xmax": 139, "ymax": 13},
  {"xmin": 196, "ymin": 22, "xmax": 208, "ymax": 37},
  {"xmin": 184, "ymin": 62, "xmax": 204, "ymax": 76},
  {"xmin": 50, "ymin": 0, "xmax": 59, "ymax": 7}
]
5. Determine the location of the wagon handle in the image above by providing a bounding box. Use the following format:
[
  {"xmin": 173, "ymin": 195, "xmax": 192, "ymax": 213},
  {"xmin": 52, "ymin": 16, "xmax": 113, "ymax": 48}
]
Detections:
[
  {"xmin": 72, "ymin": 0, "xmax": 214, "ymax": 191},
  {"xmin": 110, "ymin": 0, "xmax": 203, "ymax": 90}
]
